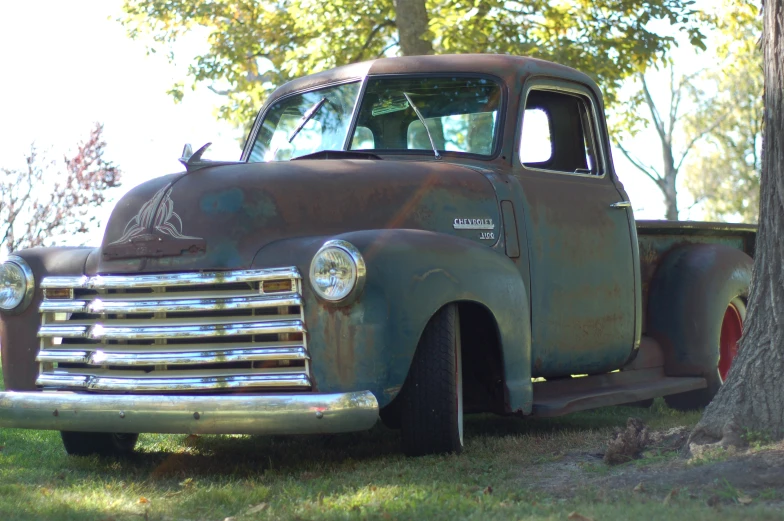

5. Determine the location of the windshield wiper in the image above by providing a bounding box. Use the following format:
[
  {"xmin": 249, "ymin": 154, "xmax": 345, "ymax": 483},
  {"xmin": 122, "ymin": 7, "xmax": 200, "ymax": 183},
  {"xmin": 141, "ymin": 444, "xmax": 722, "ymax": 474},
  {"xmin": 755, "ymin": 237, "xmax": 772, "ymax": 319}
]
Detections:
[
  {"xmin": 403, "ymin": 92, "xmax": 441, "ymax": 159},
  {"xmin": 288, "ymin": 97, "xmax": 328, "ymax": 144},
  {"xmin": 270, "ymin": 97, "xmax": 328, "ymax": 160}
]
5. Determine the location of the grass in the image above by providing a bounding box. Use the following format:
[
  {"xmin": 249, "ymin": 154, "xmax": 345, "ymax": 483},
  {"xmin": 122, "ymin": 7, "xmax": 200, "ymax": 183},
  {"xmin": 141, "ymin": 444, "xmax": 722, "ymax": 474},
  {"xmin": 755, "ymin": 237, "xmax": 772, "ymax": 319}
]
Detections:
[{"xmin": 1, "ymin": 366, "xmax": 781, "ymax": 521}]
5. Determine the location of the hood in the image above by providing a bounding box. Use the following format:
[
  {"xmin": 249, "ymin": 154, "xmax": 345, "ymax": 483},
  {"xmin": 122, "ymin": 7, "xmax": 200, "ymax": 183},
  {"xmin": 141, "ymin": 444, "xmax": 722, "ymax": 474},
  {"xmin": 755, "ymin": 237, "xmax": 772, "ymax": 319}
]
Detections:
[{"xmin": 96, "ymin": 159, "xmax": 500, "ymax": 273}]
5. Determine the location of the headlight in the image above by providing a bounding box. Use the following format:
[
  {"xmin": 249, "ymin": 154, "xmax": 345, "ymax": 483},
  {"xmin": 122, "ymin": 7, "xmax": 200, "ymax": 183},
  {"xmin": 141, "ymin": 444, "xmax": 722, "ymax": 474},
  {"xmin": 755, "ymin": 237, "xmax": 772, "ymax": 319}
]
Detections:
[
  {"xmin": 309, "ymin": 240, "xmax": 366, "ymax": 303},
  {"xmin": 0, "ymin": 255, "xmax": 35, "ymax": 312}
]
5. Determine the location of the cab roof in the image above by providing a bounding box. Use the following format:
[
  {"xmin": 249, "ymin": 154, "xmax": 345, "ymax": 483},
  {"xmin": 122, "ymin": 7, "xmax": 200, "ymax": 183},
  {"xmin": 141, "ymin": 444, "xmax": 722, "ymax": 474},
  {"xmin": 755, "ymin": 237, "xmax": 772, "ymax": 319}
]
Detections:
[{"xmin": 266, "ymin": 54, "xmax": 600, "ymax": 106}]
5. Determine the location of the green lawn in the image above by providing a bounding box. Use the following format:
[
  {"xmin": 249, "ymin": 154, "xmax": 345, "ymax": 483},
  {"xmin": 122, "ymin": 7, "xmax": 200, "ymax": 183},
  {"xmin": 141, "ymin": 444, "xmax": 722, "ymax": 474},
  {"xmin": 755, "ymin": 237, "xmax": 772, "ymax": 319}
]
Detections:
[{"xmin": 1, "ymin": 365, "xmax": 781, "ymax": 521}]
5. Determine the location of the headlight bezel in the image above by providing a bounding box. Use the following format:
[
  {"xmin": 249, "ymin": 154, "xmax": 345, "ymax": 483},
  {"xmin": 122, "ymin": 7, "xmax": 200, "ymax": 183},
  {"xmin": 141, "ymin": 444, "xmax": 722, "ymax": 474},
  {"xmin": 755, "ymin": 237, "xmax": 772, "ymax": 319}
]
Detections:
[
  {"xmin": 309, "ymin": 240, "xmax": 366, "ymax": 304},
  {"xmin": 0, "ymin": 255, "xmax": 35, "ymax": 314}
]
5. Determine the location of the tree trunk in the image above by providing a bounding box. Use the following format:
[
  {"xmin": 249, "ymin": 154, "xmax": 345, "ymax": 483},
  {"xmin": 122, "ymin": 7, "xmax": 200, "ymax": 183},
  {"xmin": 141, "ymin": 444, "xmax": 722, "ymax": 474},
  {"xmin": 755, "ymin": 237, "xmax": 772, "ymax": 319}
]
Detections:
[
  {"xmin": 661, "ymin": 173, "xmax": 679, "ymax": 220},
  {"xmin": 690, "ymin": 0, "xmax": 784, "ymax": 445},
  {"xmin": 394, "ymin": 0, "xmax": 434, "ymax": 56},
  {"xmin": 661, "ymin": 136, "xmax": 679, "ymax": 220}
]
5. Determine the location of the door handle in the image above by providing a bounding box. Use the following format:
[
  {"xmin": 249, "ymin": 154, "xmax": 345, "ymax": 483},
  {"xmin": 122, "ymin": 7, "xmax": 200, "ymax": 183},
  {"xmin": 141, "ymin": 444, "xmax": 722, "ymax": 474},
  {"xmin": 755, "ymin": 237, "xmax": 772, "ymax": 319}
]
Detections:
[{"xmin": 610, "ymin": 201, "xmax": 632, "ymax": 209}]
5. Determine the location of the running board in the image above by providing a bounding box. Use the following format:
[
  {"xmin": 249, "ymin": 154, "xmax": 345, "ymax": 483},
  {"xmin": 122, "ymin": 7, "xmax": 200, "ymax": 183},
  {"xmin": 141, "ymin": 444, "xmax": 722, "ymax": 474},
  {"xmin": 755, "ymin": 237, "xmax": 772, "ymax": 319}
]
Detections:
[{"xmin": 531, "ymin": 368, "xmax": 706, "ymax": 418}]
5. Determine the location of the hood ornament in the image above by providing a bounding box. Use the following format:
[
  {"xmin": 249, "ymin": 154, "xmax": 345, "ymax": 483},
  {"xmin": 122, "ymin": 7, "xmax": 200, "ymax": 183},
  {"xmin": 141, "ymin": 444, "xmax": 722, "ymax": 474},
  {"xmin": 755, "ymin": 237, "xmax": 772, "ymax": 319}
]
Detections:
[{"xmin": 178, "ymin": 142, "xmax": 244, "ymax": 172}]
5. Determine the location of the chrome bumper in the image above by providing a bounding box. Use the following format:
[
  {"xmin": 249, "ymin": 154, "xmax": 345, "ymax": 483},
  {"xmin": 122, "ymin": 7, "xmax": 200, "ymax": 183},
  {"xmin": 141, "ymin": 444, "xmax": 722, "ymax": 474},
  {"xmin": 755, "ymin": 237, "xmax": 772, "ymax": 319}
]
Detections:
[{"xmin": 0, "ymin": 390, "xmax": 379, "ymax": 435}]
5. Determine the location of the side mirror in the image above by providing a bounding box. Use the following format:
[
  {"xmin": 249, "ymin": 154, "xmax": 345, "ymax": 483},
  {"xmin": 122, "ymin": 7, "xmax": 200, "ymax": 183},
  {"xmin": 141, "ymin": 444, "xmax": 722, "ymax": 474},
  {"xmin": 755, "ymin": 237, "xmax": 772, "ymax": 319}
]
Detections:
[{"xmin": 180, "ymin": 143, "xmax": 193, "ymax": 162}]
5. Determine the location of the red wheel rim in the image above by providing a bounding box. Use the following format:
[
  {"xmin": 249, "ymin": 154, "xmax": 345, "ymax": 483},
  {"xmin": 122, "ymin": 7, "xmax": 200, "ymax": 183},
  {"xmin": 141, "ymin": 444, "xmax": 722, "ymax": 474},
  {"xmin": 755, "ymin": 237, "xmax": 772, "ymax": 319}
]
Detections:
[{"xmin": 718, "ymin": 302, "xmax": 744, "ymax": 381}]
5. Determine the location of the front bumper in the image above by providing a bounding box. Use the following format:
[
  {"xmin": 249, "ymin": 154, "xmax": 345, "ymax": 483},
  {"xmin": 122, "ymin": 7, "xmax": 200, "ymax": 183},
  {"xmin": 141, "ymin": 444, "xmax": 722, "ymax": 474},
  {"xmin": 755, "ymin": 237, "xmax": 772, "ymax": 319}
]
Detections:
[{"xmin": 0, "ymin": 390, "xmax": 379, "ymax": 435}]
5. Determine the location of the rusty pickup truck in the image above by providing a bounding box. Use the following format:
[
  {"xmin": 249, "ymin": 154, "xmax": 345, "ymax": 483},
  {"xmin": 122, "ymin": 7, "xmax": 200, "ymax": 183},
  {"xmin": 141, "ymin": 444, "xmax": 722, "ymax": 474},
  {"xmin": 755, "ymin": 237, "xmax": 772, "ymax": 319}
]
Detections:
[{"xmin": 0, "ymin": 55, "xmax": 755, "ymax": 457}]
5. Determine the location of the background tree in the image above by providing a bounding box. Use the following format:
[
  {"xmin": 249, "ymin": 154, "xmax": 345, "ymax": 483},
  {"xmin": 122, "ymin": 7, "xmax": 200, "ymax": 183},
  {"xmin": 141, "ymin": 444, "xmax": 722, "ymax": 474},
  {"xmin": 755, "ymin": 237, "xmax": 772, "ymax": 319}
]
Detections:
[
  {"xmin": 119, "ymin": 0, "xmax": 709, "ymax": 130},
  {"xmin": 690, "ymin": 0, "xmax": 784, "ymax": 445},
  {"xmin": 614, "ymin": 69, "xmax": 725, "ymax": 220},
  {"xmin": 684, "ymin": 1, "xmax": 763, "ymax": 222},
  {"xmin": 0, "ymin": 123, "xmax": 121, "ymax": 254}
]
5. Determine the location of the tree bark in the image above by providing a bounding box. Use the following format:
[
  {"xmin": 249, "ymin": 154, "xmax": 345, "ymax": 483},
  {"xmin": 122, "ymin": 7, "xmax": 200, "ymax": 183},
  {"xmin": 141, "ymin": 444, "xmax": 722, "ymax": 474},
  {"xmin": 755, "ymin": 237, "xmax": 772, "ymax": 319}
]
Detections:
[
  {"xmin": 690, "ymin": 0, "xmax": 784, "ymax": 445},
  {"xmin": 394, "ymin": 0, "xmax": 434, "ymax": 56},
  {"xmin": 661, "ymin": 160, "xmax": 679, "ymax": 221}
]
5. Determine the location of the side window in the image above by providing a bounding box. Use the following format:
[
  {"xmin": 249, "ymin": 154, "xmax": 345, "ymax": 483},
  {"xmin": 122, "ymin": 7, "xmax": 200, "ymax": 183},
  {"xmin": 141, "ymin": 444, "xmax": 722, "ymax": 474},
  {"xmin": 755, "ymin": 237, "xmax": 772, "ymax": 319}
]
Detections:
[{"xmin": 520, "ymin": 89, "xmax": 602, "ymax": 175}]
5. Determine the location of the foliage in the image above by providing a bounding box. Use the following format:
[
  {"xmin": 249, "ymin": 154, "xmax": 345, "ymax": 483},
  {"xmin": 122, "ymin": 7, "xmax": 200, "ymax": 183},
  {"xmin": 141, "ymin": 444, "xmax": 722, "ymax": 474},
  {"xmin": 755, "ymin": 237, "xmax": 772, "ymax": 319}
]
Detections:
[
  {"xmin": 0, "ymin": 123, "xmax": 121, "ymax": 254},
  {"xmin": 684, "ymin": 0, "xmax": 762, "ymax": 223},
  {"xmin": 119, "ymin": 0, "xmax": 710, "ymax": 131},
  {"xmin": 610, "ymin": 0, "xmax": 761, "ymax": 222}
]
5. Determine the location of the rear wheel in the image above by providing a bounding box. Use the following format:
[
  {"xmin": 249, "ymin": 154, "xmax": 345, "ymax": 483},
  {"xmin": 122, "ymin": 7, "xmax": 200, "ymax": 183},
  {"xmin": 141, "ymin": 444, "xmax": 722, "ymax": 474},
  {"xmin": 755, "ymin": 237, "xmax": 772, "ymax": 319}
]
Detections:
[
  {"xmin": 665, "ymin": 297, "xmax": 746, "ymax": 411},
  {"xmin": 400, "ymin": 304, "xmax": 463, "ymax": 456},
  {"xmin": 718, "ymin": 298, "xmax": 745, "ymax": 382},
  {"xmin": 61, "ymin": 431, "xmax": 139, "ymax": 457}
]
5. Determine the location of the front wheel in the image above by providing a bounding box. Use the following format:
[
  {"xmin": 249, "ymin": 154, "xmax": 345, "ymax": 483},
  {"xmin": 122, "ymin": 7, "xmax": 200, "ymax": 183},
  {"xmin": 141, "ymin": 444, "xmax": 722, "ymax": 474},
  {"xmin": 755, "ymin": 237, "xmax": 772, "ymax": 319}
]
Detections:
[
  {"xmin": 61, "ymin": 431, "xmax": 139, "ymax": 457},
  {"xmin": 400, "ymin": 303, "xmax": 463, "ymax": 456}
]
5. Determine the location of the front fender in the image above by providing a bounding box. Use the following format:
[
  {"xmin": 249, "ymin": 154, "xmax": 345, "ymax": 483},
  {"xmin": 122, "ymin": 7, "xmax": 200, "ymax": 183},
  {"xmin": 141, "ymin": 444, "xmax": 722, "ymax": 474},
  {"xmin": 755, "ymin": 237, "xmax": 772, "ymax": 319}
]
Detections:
[{"xmin": 252, "ymin": 230, "xmax": 532, "ymax": 413}]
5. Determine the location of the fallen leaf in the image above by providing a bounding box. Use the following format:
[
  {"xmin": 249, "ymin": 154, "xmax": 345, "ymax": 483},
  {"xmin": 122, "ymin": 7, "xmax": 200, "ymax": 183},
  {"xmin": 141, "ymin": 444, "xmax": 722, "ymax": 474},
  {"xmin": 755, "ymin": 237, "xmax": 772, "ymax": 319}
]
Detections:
[
  {"xmin": 567, "ymin": 512, "xmax": 594, "ymax": 521},
  {"xmin": 738, "ymin": 494, "xmax": 753, "ymax": 505},
  {"xmin": 138, "ymin": 496, "xmax": 150, "ymax": 504},
  {"xmin": 663, "ymin": 489, "xmax": 679, "ymax": 505},
  {"xmin": 245, "ymin": 503, "xmax": 268, "ymax": 514},
  {"xmin": 483, "ymin": 486, "xmax": 493, "ymax": 495},
  {"xmin": 633, "ymin": 482, "xmax": 645, "ymax": 493}
]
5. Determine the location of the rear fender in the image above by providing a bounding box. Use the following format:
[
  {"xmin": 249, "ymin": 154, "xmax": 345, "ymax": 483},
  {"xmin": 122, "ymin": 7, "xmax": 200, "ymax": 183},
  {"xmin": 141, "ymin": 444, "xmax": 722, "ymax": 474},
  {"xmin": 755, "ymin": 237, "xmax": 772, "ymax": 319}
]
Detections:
[
  {"xmin": 647, "ymin": 243, "xmax": 752, "ymax": 377},
  {"xmin": 252, "ymin": 230, "xmax": 532, "ymax": 413}
]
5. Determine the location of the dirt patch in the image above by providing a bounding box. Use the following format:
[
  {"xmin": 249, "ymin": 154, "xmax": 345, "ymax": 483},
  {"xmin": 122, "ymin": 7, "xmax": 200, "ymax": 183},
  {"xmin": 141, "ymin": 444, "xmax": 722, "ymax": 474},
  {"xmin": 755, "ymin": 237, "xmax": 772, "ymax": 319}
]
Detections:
[{"xmin": 520, "ymin": 424, "xmax": 784, "ymax": 505}]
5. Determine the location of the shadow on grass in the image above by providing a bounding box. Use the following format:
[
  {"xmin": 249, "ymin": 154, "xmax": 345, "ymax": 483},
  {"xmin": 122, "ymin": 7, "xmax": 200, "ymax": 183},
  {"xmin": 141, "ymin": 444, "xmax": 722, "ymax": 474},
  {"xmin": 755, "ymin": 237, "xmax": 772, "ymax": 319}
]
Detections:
[{"xmin": 58, "ymin": 401, "xmax": 692, "ymax": 480}]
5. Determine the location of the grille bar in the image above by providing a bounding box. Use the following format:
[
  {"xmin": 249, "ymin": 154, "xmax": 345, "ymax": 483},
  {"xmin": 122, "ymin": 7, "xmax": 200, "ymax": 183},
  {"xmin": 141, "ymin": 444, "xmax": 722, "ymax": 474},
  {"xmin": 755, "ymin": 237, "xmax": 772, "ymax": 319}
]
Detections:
[
  {"xmin": 37, "ymin": 372, "xmax": 312, "ymax": 392},
  {"xmin": 40, "ymin": 293, "xmax": 302, "ymax": 314},
  {"xmin": 40, "ymin": 267, "xmax": 300, "ymax": 289},
  {"xmin": 37, "ymin": 346, "xmax": 309, "ymax": 366},
  {"xmin": 40, "ymin": 319, "xmax": 305, "ymax": 340}
]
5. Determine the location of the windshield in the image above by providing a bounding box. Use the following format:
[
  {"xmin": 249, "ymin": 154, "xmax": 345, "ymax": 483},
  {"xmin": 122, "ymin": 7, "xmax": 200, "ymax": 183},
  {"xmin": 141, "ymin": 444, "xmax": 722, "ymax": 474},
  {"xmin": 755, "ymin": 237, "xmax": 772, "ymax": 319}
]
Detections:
[
  {"xmin": 249, "ymin": 81, "xmax": 361, "ymax": 162},
  {"xmin": 350, "ymin": 76, "xmax": 502, "ymax": 156},
  {"xmin": 249, "ymin": 75, "xmax": 502, "ymax": 162}
]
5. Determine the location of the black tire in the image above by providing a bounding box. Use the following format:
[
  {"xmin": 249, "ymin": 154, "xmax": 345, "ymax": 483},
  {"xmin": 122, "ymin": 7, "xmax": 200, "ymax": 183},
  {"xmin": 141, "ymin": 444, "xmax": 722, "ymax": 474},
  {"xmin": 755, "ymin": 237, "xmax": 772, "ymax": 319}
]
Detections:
[
  {"xmin": 379, "ymin": 399, "xmax": 402, "ymax": 430},
  {"xmin": 400, "ymin": 303, "xmax": 463, "ymax": 456},
  {"xmin": 61, "ymin": 431, "xmax": 139, "ymax": 457}
]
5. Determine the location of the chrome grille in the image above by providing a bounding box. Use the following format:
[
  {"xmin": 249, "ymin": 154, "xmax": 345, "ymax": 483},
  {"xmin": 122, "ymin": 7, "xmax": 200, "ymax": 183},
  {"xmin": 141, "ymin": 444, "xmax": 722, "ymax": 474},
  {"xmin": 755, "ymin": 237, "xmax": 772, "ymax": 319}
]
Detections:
[{"xmin": 36, "ymin": 268, "xmax": 310, "ymax": 392}]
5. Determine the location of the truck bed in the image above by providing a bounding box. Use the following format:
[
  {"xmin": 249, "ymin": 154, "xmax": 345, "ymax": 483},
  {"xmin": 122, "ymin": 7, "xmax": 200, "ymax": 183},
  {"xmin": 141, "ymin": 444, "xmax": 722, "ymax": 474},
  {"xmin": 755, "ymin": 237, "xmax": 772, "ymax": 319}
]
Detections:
[{"xmin": 636, "ymin": 220, "xmax": 757, "ymax": 333}]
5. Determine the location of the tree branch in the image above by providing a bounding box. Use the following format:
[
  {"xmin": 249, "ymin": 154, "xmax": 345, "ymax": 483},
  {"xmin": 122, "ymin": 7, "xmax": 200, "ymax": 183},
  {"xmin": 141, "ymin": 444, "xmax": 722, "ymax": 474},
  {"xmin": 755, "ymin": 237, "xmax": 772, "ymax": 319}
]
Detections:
[
  {"xmin": 640, "ymin": 74, "xmax": 667, "ymax": 145},
  {"xmin": 675, "ymin": 113, "xmax": 730, "ymax": 172},
  {"xmin": 615, "ymin": 141, "xmax": 664, "ymax": 186},
  {"xmin": 353, "ymin": 19, "xmax": 395, "ymax": 62}
]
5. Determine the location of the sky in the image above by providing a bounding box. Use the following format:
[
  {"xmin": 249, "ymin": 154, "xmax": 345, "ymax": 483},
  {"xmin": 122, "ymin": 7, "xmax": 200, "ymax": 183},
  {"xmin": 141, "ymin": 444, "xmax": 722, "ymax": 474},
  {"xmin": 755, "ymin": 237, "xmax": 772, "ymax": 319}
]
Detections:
[{"xmin": 0, "ymin": 0, "xmax": 716, "ymax": 249}]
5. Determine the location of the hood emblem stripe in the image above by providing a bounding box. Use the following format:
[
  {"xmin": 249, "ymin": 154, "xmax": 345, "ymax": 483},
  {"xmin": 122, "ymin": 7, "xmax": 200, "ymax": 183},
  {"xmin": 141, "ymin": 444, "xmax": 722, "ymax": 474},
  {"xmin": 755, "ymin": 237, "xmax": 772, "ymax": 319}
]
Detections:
[{"xmin": 110, "ymin": 186, "xmax": 202, "ymax": 246}]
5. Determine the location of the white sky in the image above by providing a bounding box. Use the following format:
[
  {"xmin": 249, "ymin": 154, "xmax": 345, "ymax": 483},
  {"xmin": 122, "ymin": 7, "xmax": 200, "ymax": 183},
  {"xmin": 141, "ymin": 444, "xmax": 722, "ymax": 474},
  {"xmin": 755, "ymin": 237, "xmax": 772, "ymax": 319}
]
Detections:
[{"xmin": 0, "ymin": 0, "xmax": 718, "ymax": 249}]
